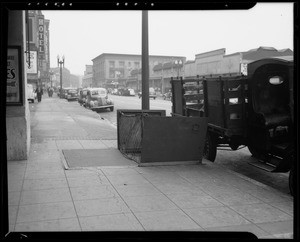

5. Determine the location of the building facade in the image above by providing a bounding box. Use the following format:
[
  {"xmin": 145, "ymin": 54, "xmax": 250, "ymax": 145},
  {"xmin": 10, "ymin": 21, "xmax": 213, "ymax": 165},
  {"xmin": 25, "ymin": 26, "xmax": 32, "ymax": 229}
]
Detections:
[
  {"xmin": 151, "ymin": 61, "xmax": 185, "ymax": 93},
  {"xmin": 183, "ymin": 47, "xmax": 293, "ymax": 78},
  {"xmin": 6, "ymin": 11, "xmax": 31, "ymax": 160},
  {"xmin": 69, "ymin": 74, "xmax": 80, "ymax": 88},
  {"xmin": 26, "ymin": 10, "xmax": 50, "ymax": 90},
  {"xmin": 91, "ymin": 53, "xmax": 186, "ymax": 92},
  {"xmin": 82, "ymin": 65, "xmax": 93, "ymax": 88},
  {"xmin": 50, "ymin": 67, "xmax": 71, "ymax": 88}
]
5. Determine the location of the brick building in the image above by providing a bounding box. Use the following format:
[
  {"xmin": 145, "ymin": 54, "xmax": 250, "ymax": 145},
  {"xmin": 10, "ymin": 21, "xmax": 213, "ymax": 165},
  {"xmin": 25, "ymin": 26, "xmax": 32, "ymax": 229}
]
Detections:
[
  {"xmin": 26, "ymin": 10, "xmax": 50, "ymax": 90},
  {"xmin": 91, "ymin": 53, "xmax": 185, "ymax": 92}
]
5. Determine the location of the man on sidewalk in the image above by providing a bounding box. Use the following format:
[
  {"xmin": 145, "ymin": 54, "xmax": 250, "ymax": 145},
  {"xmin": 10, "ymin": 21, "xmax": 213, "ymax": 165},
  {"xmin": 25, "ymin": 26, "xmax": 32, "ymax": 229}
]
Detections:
[{"xmin": 35, "ymin": 86, "xmax": 43, "ymax": 102}]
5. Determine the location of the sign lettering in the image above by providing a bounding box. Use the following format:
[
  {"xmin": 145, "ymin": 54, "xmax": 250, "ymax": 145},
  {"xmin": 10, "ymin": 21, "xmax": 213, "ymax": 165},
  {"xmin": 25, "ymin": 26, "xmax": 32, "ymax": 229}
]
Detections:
[
  {"xmin": 7, "ymin": 47, "xmax": 22, "ymax": 105},
  {"xmin": 38, "ymin": 16, "xmax": 45, "ymax": 59}
]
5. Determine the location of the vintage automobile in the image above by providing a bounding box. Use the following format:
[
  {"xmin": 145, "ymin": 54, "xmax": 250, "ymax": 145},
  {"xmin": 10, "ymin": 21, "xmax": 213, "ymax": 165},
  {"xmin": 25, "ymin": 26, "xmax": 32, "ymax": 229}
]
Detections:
[
  {"xmin": 27, "ymin": 84, "xmax": 36, "ymax": 103},
  {"xmin": 138, "ymin": 87, "xmax": 157, "ymax": 99},
  {"xmin": 163, "ymin": 90, "xmax": 172, "ymax": 100},
  {"xmin": 60, "ymin": 87, "xmax": 72, "ymax": 99},
  {"xmin": 128, "ymin": 88, "xmax": 136, "ymax": 96},
  {"xmin": 66, "ymin": 88, "xmax": 79, "ymax": 101},
  {"xmin": 171, "ymin": 56, "xmax": 295, "ymax": 196},
  {"xmin": 78, "ymin": 88, "xmax": 89, "ymax": 106},
  {"xmin": 85, "ymin": 87, "xmax": 114, "ymax": 112},
  {"xmin": 117, "ymin": 87, "xmax": 130, "ymax": 96},
  {"xmin": 111, "ymin": 88, "xmax": 118, "ymax": 95}
]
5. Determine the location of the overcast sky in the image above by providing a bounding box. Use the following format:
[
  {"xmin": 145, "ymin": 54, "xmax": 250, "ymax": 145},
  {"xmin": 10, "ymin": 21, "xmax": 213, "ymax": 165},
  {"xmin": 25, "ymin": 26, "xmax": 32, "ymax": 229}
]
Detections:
[{"xmin": 43, "ymin": 2, "xmax": 293, "ymax": 76}]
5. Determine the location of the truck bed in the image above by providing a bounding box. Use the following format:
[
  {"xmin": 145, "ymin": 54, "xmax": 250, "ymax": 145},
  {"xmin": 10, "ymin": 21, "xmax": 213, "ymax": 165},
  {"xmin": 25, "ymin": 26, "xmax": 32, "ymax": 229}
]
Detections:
[{"xmin": 171, "ymin": 76, "xmax": 248, "ymax": 137}]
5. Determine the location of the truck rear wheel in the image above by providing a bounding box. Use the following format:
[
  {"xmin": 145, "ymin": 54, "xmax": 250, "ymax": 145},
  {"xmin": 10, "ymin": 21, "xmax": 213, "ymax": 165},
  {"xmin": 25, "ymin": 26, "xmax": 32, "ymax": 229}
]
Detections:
[
  {"xmin": 247, "ymin": 144, "xmax": 261, "ymax": 158},
  {"xmin": 203, "ymin": 132, "xmax": 217, "ymax": 162}
]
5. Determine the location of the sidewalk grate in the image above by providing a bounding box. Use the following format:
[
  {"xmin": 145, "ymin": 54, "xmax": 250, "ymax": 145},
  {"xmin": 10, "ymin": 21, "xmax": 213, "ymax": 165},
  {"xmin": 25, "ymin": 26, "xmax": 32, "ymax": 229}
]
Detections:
[
  {"xmin": 32, "ymin": 136, "xmax": 117, "ymax": 141},
  {"xmin": 62, "ymin": 149, "xmax": 137, "ymax": 168}
]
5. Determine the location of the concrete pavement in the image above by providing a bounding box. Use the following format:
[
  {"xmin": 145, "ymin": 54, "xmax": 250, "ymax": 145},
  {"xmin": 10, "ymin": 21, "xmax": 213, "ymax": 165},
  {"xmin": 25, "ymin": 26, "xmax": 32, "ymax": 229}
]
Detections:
[{"xmin": 7, "ymin": 95, "xmax": 294, "ymax": 238}]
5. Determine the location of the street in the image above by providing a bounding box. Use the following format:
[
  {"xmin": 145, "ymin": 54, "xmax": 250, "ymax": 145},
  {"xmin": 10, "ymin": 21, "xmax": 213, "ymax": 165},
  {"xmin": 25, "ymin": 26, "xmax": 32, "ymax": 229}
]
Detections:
[{"xmin": 97, "ymin": 94, "xmax": 172, "ymax": 125}]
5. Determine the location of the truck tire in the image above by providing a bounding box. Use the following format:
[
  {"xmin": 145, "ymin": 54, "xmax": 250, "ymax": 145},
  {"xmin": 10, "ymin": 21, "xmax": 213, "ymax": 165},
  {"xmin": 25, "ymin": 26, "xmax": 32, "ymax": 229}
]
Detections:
[
  {"xmin": 247, "ymin": 144, "xmax": 261, "ymax": 158},
  {"xmin": 203, "ymin": 132, "xmax": 217, "ymax": 162},
  {"xmin": 289, "ymin": 166, "xmax": 294, "ymax": 196}
]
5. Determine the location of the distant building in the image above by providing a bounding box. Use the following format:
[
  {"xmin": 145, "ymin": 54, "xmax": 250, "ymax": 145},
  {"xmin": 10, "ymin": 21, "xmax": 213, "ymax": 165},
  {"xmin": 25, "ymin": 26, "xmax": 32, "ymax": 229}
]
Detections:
[
  {"xmin": 152, "ymin": 61, "xmax": 185, "ymax": 93},
  {"xmin": 183, "ymin": 60, "xmax": 196, "ymax": 78},
  {"xmin": 91, "ymin": 53, "xmax": 186, "ymax": 91},
  {"xmin": 70, "ymin": 74, "xmax": 80, "ymax": 88},
  {"xmin": 82, "ymin": 65, "xmax": 93, "ymax": 88},
  {"xmin": 49, "ymin": 67, "xmax": 71, "ymax": 88},
  {"xmin": 184, "ymin": 46, "xmax": 293, "ymax": 78}
]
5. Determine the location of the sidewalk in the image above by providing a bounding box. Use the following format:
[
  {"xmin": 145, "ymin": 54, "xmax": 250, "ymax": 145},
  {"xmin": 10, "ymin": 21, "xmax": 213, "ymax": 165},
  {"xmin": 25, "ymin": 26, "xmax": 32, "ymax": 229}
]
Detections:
[{"xmin": 7, "ymin": 96, "xmax": 293, "ymax": 238}]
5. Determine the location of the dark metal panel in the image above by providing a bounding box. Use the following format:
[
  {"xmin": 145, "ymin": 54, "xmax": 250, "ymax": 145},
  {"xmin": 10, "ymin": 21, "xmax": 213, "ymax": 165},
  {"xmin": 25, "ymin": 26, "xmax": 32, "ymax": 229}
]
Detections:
[
  {"xmin": 206, "ymin": 81, "xmax": 224, "ymax": 127},
  {"xmin": 141, "ymin": 116, "xmax": 207, "ymax": 163},
  {"xmin": 116, "ymin": 109, "xmax": 166, "ymax": 150},
  {"xmin": 171, "ymin": 78, "xmax": 184, "ymax": 115}
]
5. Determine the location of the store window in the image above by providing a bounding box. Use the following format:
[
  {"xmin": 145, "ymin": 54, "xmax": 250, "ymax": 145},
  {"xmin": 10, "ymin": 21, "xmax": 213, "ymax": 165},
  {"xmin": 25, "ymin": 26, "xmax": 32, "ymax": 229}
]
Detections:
[
  {"xmin": 109, "ymin": 61, "xmax": 115, "ymax": 68},
  {"xmin": 119, "ymin": 61, "xmax": 125, "ymax": 68},
  {"xmin": 134, "ymin": 62, "xmax": 140, "ymax": 69}
]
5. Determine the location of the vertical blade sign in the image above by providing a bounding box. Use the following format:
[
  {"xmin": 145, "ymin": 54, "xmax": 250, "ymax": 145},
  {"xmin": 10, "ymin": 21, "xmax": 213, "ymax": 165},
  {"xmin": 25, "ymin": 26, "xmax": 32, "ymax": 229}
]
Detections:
[{"xmin": 38, "ymin": 16, "xmax": 45, "ymax": 59}]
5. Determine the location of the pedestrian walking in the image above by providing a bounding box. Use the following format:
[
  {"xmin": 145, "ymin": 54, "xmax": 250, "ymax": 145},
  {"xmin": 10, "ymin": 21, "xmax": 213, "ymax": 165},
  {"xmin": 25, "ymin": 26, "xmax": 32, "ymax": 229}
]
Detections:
[
  {"xmin": 35, "ymin": 86, "xmax": 43, "ymax": 102},
  {"xmin": 49, "ymin": 87, "xmax": 54, "ymax": 97}
]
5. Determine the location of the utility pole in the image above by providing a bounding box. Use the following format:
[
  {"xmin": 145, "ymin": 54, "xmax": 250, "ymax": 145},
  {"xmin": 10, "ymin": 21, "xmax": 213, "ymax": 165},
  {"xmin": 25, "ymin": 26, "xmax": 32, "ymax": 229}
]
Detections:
[{"xmin": 141, "ymin": 10, "xmax": 149, "ymax": 110}]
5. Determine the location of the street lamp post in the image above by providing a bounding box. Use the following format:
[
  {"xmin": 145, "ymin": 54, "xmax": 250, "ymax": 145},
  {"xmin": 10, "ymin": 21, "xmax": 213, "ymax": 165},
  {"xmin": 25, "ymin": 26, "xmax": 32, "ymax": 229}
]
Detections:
[
  {"xmin": 49, "ymin": 70, "xmax": 53, "ymax": 88},
  {"xmin": 57, "ymin": 55, "xmax": 65, "ymax": 98},
  {"xmin": 174, "ymin": 59, "xmax": 183, "ymax": 78}
]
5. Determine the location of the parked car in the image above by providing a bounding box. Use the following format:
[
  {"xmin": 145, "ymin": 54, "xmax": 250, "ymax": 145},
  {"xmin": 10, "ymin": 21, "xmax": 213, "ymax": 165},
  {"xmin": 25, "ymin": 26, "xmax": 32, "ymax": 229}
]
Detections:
[
  {"xmin": 27, "ymin": 84, "xmax": 36, "ymax": 103},
  {"xmin": 138, "ymin": 88, "xmax": 157, "ymax": 99},
  {"xmin": 66, "ymin": 88, "xmax": 79, "ymax": 101},
  {"xmin": 117, "ymin": 87, "xmax": 130, "ymax": 96},
  {"xmin": 163, "ymin": 90, "xmax": 172, "ymax": 100},
  {"xmin": 111, "ymin": 88, "xmax": 118, "ymax": 95},
  {"xmin": 85, "ymin": 87, "xmax": 114, "ymax": 112},
  {"xmin": 78, "ymin": 88, "xmax": 89, "ymax": 106},
  {"xmin": 128, "ymin": 88, "xmax": 136, "ymax": 96},
  {"xmin": 59, "ymin": 87, "xmax": 71, "ymax": 99}
]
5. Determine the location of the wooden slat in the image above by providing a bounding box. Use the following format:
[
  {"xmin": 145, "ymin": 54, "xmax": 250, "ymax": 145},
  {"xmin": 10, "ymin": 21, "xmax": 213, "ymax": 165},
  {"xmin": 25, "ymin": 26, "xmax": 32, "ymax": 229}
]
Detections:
[
  {"xmin": 226, "ymin": 91, "xmax": 243, "ymax": 99},
  {"xmin": 226, "ymin": 103, "xmax": 243, "ymax": 113},
  {"xmin": 183, "ymin": 84, "xmax": 203, "ymax": 90},
  {"xmin": 184, "ymin": 93, "xmax": 204, "ymax": 102},
  {"xmin": 182, "ymin": 79, "xmax": 202, "ymax": 83},
  {"xmin": 186, "ymin": 103, "xmax": 203, "ymax": 109},
  {"xmin": 226, "ymin": 79, "xmax": 244, "ymax": 88}
]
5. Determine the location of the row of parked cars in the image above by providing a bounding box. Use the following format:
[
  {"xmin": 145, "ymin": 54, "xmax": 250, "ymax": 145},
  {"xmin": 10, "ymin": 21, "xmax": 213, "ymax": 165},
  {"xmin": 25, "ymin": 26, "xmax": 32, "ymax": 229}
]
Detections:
[
  {"xmin": 110, "ymin": 87, "xmax": 136, "ymax": 96},
  {"xmin": 110, "ymin": 87, "xmax": 159, "ymax": 100},
  {"xmin": 60, "ymin": 87, "xmax": 114, "ymax": 112}
]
